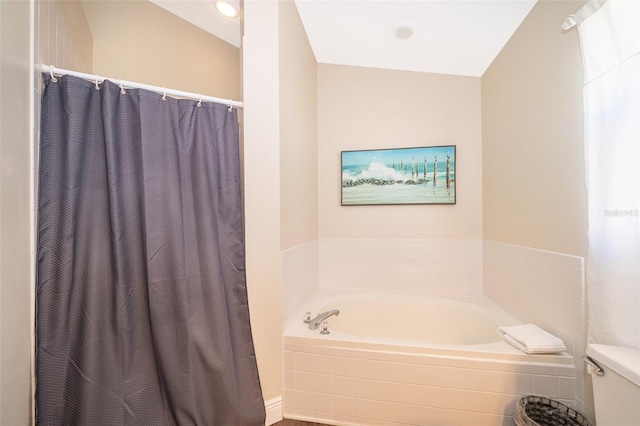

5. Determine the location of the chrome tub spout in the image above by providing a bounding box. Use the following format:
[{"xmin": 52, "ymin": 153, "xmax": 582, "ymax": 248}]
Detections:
[{"xmin": 308, "ymin": 309, "xmax": 340, "ymax": 330}]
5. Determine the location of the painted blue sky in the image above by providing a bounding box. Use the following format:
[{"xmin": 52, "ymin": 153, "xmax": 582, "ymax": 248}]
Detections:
[{"xmin": 342, "ymin": 146, "xmax": 455, "ymax": 167}]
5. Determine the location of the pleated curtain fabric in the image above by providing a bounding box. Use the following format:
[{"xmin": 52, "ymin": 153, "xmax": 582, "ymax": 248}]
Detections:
[{"xmin": 36, "ymin": 74, "xmax": 265, "ymax": 425}]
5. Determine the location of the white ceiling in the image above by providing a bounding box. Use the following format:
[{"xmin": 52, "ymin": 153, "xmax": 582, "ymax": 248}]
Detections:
[
  {"xmin": 296, "ymin": 0, "xmax": 537, "ymax": 77},
  {"xmin": 149, "ymin": 0, "xmax": 242, "ymax": 47},
  {"xmin": 150, "ymin": 0, "xmax": 538, "ymax": 77}
]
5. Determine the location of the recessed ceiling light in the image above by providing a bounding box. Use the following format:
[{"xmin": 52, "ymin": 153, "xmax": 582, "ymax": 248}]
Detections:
[
  {"xmin": 393, "ymin": 21, "xmax": 416, "ymax": 40},
  {"xmin": 214, "ymin": 1, "xmax": 239, "ymax": 18},
  {"xmin": 394, "ymin": 24, "xmax": 415, "ymax": 40}
]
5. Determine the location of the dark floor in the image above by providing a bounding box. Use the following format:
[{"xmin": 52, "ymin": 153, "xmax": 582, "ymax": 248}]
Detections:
[{"xmin": 273, "ymin": 420, "xmax": 331, "ymax": 426}]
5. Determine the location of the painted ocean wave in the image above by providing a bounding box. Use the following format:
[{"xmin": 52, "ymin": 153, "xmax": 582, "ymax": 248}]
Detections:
[{"xmin": 342, "ymin": 160, "xmax": 454, "ymax": 187}]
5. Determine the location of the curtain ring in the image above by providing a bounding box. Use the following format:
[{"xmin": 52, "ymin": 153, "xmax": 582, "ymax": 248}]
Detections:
[
  {"xmin": 49, "ymin": 65, "xmax": 58, "ymax": 83},
  {"xmin": 197, "ymin": 94, "xmax": 202, "ymax": 107},
  {"xmin": 162, "ymin": 87, "xmax": 167, "ymax": 101},
  {"xmin": 119, "ymin": 80, "xmax": 126, "ymax": 95},
  {"xmin": 228, "ymin": 100, "xmax": 233, "ymax": 112},
  {"xmin": 95, "ymin": 75, "xmax": 100, "ymax": 91}
]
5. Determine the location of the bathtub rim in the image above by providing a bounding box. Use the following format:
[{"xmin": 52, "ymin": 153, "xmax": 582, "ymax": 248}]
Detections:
[{"xmin": 284, "ymin": 289, "xmax": 574, "ymax": 366}]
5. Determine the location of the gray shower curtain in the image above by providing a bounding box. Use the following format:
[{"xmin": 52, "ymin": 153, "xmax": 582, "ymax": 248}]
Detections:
[{"xmin": 36, "ymin": 74, "xmax": 265, "ymax": 425}]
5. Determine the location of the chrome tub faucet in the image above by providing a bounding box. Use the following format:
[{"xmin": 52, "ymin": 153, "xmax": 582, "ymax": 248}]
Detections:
[{"xmin": 307, "ymin": 309, "xmax": 340, "ymax": 330}]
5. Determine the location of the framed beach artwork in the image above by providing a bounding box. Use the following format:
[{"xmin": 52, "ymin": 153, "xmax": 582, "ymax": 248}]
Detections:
[{"xmin": 341, "ymin": 145, "xmax": 456, "ymax": 206}]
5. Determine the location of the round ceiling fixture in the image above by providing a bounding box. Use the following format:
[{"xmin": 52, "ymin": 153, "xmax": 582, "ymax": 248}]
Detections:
[
  {"xmin": 215, "ymin": 1, "xmax": 239, "ymax": 18},
  {"xmin": 394, "ymin": 22, "xmax": 415, "ymax": 40}
]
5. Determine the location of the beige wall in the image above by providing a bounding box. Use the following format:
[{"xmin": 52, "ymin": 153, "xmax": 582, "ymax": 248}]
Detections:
[
  {"xmin": 35, "ymin": 0, "xmax": 93, "ymax": 73},
  {"xmin": 243, "ymin": 0, "xmax": 319, "ymax": 411},
  {"xmin": 279, "ymin": 1, "xmax": 318, "ymax": 250},
  {"xmin": 82, "ymin": 0, "xmax": 240, "ymax": 99},
  {"xmin": 318, "ymin": 65, "xmax": 482, "ymax": 239},
  {"xmin": 0, "ymin": 0, "xmax": 33, "ymax": 424},
  {"xmin": 242, "ymin": 0, "xmax": 283, "ymax": 405},
  {"xmin": 50, "ymin": 0, "xmax": 93, "ymax": 71},
  {"xmin": 482, "ymin": 0, "xmax": 587, "ymax": 257}
]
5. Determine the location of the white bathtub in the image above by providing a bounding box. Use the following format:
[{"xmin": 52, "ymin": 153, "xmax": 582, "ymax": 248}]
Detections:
[
  {"xmin": 301, "ymin": 292, "xmax": 520, "ymax": 346},
  {"xmin": 283, "ymin": 290, "xmax": 575, "ymax": 426}
]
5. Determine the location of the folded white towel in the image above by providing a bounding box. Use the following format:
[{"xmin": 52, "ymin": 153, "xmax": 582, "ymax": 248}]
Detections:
[{"xmin": 498, "ymin": 324, "xmax": 567, "ymax": 354}]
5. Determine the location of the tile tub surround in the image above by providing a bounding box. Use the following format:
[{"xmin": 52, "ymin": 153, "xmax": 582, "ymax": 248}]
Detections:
[
  {"xmin": 483, "ymin": 240, "xmax": 587, "ymax": 415},
  {"xmin": 283, "ymin": 238, "xmax": 482, "ymax": 325},
  {"xmin": 283, "ymin": 342, "xmax": 575, "ymax": 426},
  {"xmin": 319, "ymin": 239, "xmax": 482, "ymax": 295},
  {"xmin": 281, "ymin": 239, "xmax": 587, "ymax": 423},
  {"xmin": 283, "ymin": 240, "xmax": 320, "ymax": 325}
]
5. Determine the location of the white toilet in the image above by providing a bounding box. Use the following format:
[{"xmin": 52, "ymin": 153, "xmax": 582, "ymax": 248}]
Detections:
[{"xmin": 585, "ymin": 344, "xmax": 640, "ymax": 425}]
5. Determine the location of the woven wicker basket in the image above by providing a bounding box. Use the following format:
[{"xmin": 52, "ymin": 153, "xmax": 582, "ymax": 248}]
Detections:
[{"xmin": 514, "ymin": 396, "xmax": 592, "ymax": 426}]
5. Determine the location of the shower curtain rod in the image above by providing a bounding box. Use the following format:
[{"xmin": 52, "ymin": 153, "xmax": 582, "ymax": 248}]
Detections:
[{"xmin": 41, "ymin": 65, "xmax": 244, "ymax": 109}]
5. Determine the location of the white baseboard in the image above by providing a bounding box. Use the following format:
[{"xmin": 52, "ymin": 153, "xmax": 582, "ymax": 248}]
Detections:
[{"xmin": 264, "ymin": 396, "xmax": 282, "ymax": 425}]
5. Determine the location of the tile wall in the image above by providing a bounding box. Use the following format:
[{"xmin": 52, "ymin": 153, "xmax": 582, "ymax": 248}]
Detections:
[
  {"xmin": 35, "ymin": 0, "xmax": 90, "ymax": 76},
  {"xmin": 283, "ymin": 342, "xmax": 576, "ymax": 426},
  {"xmin": 283, "ymin": 238, "xmax": 482, "ymax": 328},
  {"xmin": 483, "ymin": 240, "xmax": 587, "ymax": 414},
  {"xmin": 282, "ymin": 240, "xmax": 320, "ymax": 325},
  {"xmin": 282, "ymin": 239, "xmax": 588, "ymax": 424},
  {"xmin": 319, "ymin": 239, "xmax": 482, "ymax": 295}
]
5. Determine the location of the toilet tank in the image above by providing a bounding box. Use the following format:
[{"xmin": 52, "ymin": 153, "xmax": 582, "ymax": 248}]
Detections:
[{"xmin": 586, "ymin": 344, "xmax": 640, "ymax": 426}]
